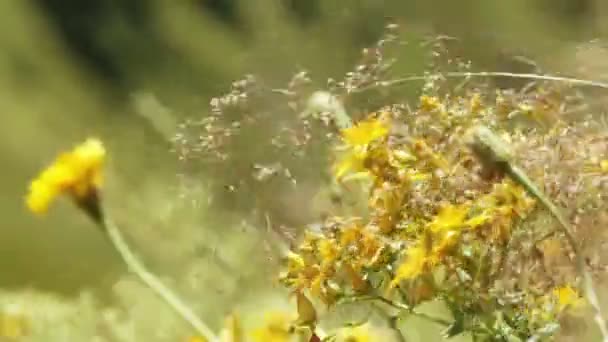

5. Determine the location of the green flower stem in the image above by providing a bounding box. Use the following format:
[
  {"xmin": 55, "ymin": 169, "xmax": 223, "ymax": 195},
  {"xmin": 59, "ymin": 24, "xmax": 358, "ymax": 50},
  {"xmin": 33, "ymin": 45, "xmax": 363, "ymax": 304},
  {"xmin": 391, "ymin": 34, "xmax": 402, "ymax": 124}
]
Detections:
[
  {"xmin": 101, "ymin": 218, "xmax": 219, "ymax": 342},
  {"xmin": 341, "ymin": 294, "xmax": 452, "ymax": 327}
]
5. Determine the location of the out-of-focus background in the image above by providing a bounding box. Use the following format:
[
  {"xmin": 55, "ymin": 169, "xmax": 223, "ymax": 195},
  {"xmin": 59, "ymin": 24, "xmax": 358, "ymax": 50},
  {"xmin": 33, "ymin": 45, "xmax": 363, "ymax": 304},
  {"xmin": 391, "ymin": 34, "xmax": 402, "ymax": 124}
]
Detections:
[{"xmin": 2, "ymin": 0, "xmax": 608, "ymax": 336}]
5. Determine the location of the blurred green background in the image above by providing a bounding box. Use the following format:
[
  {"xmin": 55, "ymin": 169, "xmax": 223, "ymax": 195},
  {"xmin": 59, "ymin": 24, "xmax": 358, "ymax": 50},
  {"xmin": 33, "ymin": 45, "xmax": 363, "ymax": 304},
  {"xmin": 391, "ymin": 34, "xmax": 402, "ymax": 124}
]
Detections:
[{"xmin": 2, "ymin": 0, "xmax": 607, "ymax": 301}]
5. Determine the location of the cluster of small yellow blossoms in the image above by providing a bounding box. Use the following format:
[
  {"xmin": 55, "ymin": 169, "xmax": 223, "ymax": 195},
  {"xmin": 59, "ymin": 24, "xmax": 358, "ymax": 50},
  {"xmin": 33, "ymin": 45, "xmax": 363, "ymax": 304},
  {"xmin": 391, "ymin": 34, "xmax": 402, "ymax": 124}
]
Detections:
[
  {"xmin": 283, "ymin": 107, "xmax": 537, "ymax": 297},
  {"xmin": 280, "ymin": 89, "xmax": 592, "ymax": 339}
]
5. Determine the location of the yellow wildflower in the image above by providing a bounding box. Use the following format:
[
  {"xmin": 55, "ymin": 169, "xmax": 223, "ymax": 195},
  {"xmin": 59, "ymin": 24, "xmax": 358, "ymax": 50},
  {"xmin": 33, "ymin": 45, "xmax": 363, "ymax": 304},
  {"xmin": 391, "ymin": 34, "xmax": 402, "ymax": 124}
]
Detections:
[
  {"xmin": 286, "ymin": 252, "xmax": 306, "ymax": 274},
  {"xmin": 469, "ymin": 93, "xmax": 483, "ymax": 113},
  {"xmin": 334, "ymin": 118, "xmax": 389, "ymax": 180},
  {"xmin": 340, "ymin": 224, "xmax": 364, "ymax": 246},
  {"xmin": 25, "ymin": 138, "xmax": 105, "ymax": 218},
  {"xmin": 428, "ymin": 204, "xmax": 468, "ymax": 233},
  {"xmin": 553, "ymin": 285, "xmax": 584, "ymax": 311},
  {"xmin": 419, "ymin": 95, "xmax": 441, "ymax": 112},
  {"xmin": 391, "ymin": 245, "xmax": 428, "ymax": 286},
  {"xmin": 341, "ymin": 118, "xmax": 388, "ymax": 147},
  {"xmin": 318, "ymin": 239, "xmax": 339, "ymax": 265}
]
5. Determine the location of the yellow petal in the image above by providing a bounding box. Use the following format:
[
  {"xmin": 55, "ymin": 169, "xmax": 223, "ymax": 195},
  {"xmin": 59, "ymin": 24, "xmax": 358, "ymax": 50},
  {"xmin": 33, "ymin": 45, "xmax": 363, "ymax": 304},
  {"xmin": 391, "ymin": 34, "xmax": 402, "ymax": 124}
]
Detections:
[
  {"xmin": 25, "ymin": 138, "xmax": 106, "ymax": 216},
  {"xmin": 428, "ymin": 204, "xmax": 469, "ymax": 233},
  {"xmin": 25, "ymin": 179, "xmax": 58, "ymax": 215},
  {"xmin": 341, "ymin": 118, "xmax": 388, "ymax": 146},
  {"xmin": 464, "ymin": 211, "xmax": 493, "ymax": 228},
  {"xmin": 391, "ymin": 245, "xmax": 427, "ymax": 286}
]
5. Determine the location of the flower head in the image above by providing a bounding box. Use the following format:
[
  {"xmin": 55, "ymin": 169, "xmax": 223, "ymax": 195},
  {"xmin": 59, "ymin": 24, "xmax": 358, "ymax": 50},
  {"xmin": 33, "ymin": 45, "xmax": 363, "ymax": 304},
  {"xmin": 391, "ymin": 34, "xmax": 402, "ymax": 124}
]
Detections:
[
  {"xmin": 341, "ymin": 118, "xmax": 388, "ymax": 147},
  {"xmin": 390, "ymin": 244, "xmax": 428, "ymax": 286},
  {"xmin": 25, "ymin": 138, "xmax": 105, "ymax": 221},
  {"xmin": 428, "ymin": 204, "xmax": 468, "ymax": 233},
  {"xmin": 553, "ymin": 285, "xmax": 584, "ymax": 311},
  {"xmin": 333, "ymin": 118, "xmax": 389, "ymax": 181}
]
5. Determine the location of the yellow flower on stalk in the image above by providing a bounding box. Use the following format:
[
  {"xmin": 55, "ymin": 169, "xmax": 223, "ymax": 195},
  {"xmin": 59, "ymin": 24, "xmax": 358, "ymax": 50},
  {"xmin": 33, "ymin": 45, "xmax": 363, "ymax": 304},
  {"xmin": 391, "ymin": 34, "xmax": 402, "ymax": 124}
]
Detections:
[
  {"xmin": 341, "ymin": 118, "xmax": 388, "ymax": 147},
  {"xmin": 318, "ymin": 239, "xmax": 339, "ymax": 265},
  {"xmin": 464, "ymin": 210, "xmax": 494, "ymax": 229},
  {"xmin": 419, "ymin": 95, "xmax": 441, "ymax": 112},
  {"xmin": 334, "ymin": 118, "xmax": 389, "ymax": 181},
  {"xmin": 25, "ymin": 138, "xmax": 105, "ymax": 219}
]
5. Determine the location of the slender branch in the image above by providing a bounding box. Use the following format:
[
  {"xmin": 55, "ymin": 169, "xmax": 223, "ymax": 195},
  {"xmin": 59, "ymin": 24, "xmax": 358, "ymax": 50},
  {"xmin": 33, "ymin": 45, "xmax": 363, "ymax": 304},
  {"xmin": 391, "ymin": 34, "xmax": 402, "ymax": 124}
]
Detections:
[
  {"xmin": 340, "ymin": 294, "xmax": 452, "ymax": 326},
  {"xmin": 101, "ymin": 218, "xmax": 219, "ymax": 342},
  {"xmin": 355, "ymin": 71, "xmax": 608, "ymax": 93}
]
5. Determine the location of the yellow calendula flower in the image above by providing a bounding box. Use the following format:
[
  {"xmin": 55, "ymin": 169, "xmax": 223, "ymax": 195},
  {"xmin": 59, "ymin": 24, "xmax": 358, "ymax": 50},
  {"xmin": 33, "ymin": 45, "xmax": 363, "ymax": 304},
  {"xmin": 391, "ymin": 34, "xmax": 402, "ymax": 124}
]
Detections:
[
  {"xmin": 25, "ymin": 138, "xmax": 105, "ymax": 217},
  {"xmin": 341, "ymin": 118, "xmax": 389, "ymax": 147}
]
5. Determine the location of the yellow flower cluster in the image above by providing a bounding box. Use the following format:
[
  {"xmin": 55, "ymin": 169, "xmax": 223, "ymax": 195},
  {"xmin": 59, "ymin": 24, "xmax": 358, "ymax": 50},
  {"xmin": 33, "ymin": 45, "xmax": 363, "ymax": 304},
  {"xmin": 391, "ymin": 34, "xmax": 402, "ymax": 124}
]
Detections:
[
  {"xmin": 280, "ymin": 222, "xmax": 384, "ymax": 305},
  {"xmin": 391, "ymin": 179, "xmax": 536, "ymax": 286},
  {"xmin": 25, "ymin": 138, "xmax": 105, "ymax": 216}
]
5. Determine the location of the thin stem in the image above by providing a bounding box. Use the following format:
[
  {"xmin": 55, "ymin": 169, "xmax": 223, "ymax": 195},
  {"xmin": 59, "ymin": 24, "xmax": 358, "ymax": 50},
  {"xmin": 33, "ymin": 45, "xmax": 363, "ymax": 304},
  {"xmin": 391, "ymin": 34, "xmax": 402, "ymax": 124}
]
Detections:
[
  {"xmin": 340, "ymin": 294, "xmax": 452, "ymax": 326},
  {"xmin": 468, "ymin": 126, "xmax": 608, "ymax": 341},
  {"xmin": 101, "ymin": 218, "xmax": 219, "ymax": 342},
  {"xmin": 355, "ymin": 71, "xmax": 608, "ymax": 93},
  {"xmin": 508, "ymin": 166, "xmax": 608, "ymax": 341}
]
